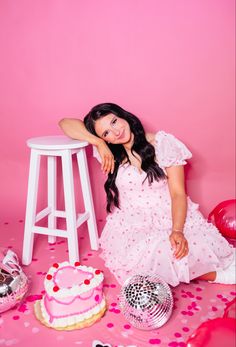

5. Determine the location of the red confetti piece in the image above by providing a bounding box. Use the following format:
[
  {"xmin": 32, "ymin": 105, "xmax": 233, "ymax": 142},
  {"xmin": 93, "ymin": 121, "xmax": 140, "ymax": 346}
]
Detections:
[
  {"xmin": 196, "ymin": 287, "xmax": 202, "ymax": 291},
  {"xmin": 53, "ymin": 263, "xmax": 59, "ymax": 268},
  {"xmin": 12, "ymin": 315, "xmax": 20, "ymax": 320},
  {"xmin": 84, "ymin": 279, "xmax": 90, "ymax": 285},
  {"xmin": 124, "ymin": 324, "xmax": 131, "ymax": 329},
  {"xmin": 26, "ymin": 294, "xmax": 43, "ymax": 302},
  {"xmin": 168, "ymin": 342, "xmax": 178, "ymax": 347},
  {"xmin": 53, "ymin": 286, "xmax": 59, "ymax": 292},
  {"xmin": 46, "ymin": 274, "xmax": 52, "ymax": 280},
  {"xmin": 182, "ymin": 327, "xmax": 189, "ymax": 332},
  {"xmin": 74, "ymin": 261, "xmax": 80, "ymax": 266},
  {"xmin": 95, "ymin": 270, "xmax": 101, "ymax": 275},
  {"xmin": 17, "ymin": 303, "xmax": 27, "ymax": 313},
  {"xmin": 109, "ymin": 308, "xmax": 117, "ymax": 313},
  {"xmin": 222, "ymin": 298, "xmax": 229, "ymax": 302}
]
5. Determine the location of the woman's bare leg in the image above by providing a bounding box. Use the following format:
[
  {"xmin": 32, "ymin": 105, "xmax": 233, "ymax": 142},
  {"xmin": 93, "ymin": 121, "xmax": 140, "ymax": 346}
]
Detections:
[{"xmin": 195, "ymin": 271, "xmax": 216, "ymax": 282}]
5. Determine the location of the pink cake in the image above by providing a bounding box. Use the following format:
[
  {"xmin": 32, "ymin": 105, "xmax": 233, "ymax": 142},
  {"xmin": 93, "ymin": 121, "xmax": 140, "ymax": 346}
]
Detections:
[{"xmin": 35, "ymin": 261, "xmax": 106, "ymax": 329}]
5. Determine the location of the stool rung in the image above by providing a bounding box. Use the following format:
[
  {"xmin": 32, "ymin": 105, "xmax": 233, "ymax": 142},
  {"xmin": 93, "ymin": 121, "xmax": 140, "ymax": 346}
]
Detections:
[
  {"xmin": 76, "ymin": 212, "xmax": 90, "ymax": 227},
  {"xmin": 36, "ymin": 207, "xmax": 52, "ymax": 222},
  {"xmin": 35, "ymin": 210, "xmax": 89, "ymax": 224},
  {"xmin": 54, "ymin": 210, "xmax": 66, "ymax": 218},
  {"xmin": 33, "ymin": 226, "xmax": 68, "ymax": 238},
  {"xmin": 36, "ymin": 207, "xmax": 67, "ymax": 222},
  {"xmin": 53, "ymin": 210, "xmax": 89, "ymax": 223}
]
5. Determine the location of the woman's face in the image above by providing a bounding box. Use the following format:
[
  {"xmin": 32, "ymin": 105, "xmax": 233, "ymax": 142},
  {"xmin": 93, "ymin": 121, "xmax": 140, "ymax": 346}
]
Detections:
[{"xmin": 94, "ymin": 113, "xmax": 132, "ymax": 144}]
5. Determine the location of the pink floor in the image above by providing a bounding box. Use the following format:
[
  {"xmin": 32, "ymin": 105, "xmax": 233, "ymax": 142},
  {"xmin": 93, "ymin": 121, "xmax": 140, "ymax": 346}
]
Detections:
[{"xmin": 0, "ymin": 218, "xmax": 235, "ymax": 347}]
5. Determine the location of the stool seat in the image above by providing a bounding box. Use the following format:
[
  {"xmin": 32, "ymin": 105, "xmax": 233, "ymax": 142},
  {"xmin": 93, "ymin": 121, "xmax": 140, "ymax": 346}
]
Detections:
[
  {"xmin": 27, "ymin": 135, "xmax": 88, "ymax": 150},
  {"xmin": 22, "ymin": 135, "xmax": 99, "ymax": 265}
]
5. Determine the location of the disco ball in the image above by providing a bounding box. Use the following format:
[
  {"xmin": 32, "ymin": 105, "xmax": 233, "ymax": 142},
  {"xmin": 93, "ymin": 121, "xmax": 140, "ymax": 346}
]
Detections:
[
  {"xmin": 0, "ymin": 248, "xmax": 29, "ymax": 313},
  {"xmin": 119, "ymin": 274, "xmax": 173, "ymax": 330}
]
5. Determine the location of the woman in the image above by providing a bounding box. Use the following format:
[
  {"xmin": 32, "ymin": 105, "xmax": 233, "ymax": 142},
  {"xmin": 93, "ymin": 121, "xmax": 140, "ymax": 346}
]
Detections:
[{"xmin": 59, "ymin": 103, "xmax": 235, "ymax": 286}]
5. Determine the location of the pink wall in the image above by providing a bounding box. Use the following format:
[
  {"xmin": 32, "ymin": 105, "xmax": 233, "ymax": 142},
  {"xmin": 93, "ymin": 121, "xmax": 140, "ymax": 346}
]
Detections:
[{"xmin": 0, "ymin": 0, "xmax": 235, "ymax": 223}]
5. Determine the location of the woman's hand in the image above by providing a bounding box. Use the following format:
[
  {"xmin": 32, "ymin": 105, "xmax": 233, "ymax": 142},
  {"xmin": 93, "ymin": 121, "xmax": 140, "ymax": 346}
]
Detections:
[
  {"xmin": 97, "ymin": 140, "xmax": 115, "ymax": 175},
  {"xmin": 169, "ymin": 231, "xmax": 189, "ymax": 259}
]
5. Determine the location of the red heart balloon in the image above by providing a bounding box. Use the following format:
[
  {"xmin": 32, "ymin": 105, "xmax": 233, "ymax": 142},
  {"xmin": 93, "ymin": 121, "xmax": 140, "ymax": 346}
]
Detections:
[
  {"xmin": 186, "ymin": 317, "xmax": 236, "ymax": 347},
  {"xmin": 208, "ymin": 200, "xmax": 236, "ymax": 239}
]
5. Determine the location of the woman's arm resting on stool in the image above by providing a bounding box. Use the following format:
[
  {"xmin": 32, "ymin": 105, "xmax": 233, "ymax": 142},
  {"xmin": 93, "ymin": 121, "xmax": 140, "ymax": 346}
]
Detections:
[{"xmin": 59, "ymin": 118, "xmax": 115, "ymax": 174}]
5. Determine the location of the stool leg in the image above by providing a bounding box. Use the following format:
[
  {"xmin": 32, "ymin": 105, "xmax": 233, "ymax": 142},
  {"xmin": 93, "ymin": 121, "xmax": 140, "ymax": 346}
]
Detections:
[
  {"xmin": 76, "ymin": 149, "xmax": 99, "ymax": 250},
  {"xmin": 48, "ymin": 156, "xmax": 57, "ymax": 244},
  {"xmin": 22, "ymin": 150, "xmax": 41, "ymax": 265},
  {"xmin": 61, "ymin": 150, "xmax": 79, "ymax": 263}
]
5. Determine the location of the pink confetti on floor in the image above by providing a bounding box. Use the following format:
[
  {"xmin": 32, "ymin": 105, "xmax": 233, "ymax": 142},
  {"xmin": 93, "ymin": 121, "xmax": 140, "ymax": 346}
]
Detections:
[{"xmin": 0, "ymin": 219, "xmax": 235, "ymax": 347}]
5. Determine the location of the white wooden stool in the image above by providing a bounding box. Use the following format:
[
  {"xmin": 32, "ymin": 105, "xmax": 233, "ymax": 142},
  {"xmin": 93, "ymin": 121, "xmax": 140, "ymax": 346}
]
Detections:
[{"xmin": 22, "ymin": 136, "xmax": 99, "ymax": 265}]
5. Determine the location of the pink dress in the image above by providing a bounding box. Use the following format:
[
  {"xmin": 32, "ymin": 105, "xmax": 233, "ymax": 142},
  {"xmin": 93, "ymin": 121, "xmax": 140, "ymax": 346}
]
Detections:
[{"xmin": 95, "ymin": 131, "xmax": 234, "ymax": 286}]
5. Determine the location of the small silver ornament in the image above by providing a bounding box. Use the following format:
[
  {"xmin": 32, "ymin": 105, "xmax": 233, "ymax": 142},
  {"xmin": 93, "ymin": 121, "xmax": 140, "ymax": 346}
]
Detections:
[
  {"xmin": 0, "ymin": 249, "xmax": 29, "ymax": 313},
  {"xmin": 119, "ymin": 274, "xmax": 173, "ymax": 330}
]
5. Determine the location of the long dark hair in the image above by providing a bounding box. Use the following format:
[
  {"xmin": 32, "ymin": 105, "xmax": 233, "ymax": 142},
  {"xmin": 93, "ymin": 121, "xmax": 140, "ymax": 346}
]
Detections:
[{"xmin": 84, "ymin": 103, "xmax": 166, "ymax": 212}]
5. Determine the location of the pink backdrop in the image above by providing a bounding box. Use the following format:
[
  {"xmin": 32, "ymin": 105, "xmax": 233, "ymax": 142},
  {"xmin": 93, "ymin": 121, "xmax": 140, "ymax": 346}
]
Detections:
[{"xmin": 0, "ymin": 0, "xmax": 235, "ymax": 224}]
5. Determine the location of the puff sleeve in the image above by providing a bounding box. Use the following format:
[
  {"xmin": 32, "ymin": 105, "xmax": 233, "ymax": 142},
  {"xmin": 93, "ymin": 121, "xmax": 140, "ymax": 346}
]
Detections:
[{"xmin": 155, "ymin": 131, "xmax": 192, "ymax": 168}]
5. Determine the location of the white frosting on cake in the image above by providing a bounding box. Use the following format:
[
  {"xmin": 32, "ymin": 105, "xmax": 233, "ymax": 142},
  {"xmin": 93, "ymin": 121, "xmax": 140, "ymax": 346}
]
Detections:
[{"xmin": 44, "ymin": 261, "xmax": 104, "ymax": 297}]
